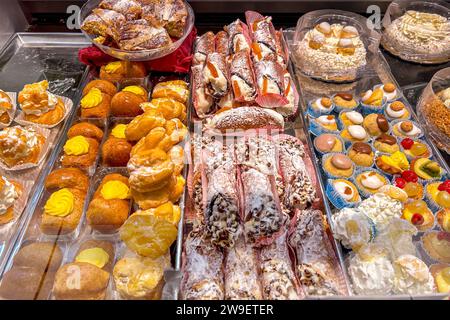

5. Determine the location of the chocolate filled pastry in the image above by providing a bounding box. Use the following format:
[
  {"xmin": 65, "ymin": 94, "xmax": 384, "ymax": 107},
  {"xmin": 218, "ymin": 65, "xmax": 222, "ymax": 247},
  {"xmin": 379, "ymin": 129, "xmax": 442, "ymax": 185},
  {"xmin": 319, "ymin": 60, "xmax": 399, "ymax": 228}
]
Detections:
[
  {"xmin": 289, "ymin": 209, "xmax": 344, "ymax": 296},
  {"xmin": 0, "ymin": 176, "xmax": 22, "ymax": 225},
  {"xmin": 224, "ymin": 236, "xmax": 263, "ymax": 300},
  {"xmin": 181, "ymin": 226, "xmax": 225, "ymax": 300},
  {"xmin": 74, "ymin": 240, "xmax": 115, "ymax": 273},
  {"xmin": 45, "ymin": 167, "xmax": 90, "ymax": 192},
  {"xmin": 86, "ymin": 173, "xmax": 131, "ymax": 232},
  {"xmin": 41, "ymin": 187, "xmax": 86, "ymax": 235},
  {"xmin": 204, "ymin": 53, "xmax": 229, "ymax": 99},
  {"xmin": 80, "ymin": 87, "xmax": 111, "ymax": 119},
  {"xmin": 118, "ymin": 19, "xmax": 172, "ymax": 51},
  {"xmin": 274, "ymin": 135, "xmax": 316, "ymax": 212},
  {"xmin": 81, "ymin": 8, "xmax": 126, "ymax": 43},
  {"xmin": 208, "ymin": 106, "xmax": 284, "ymax": 131},
  {"xmin": 99, "ymin": 0, "xmax": 142, "ymax": 20},
  {"xmin": 102, "ymin": 123, "xmax": 133, "ymax": 167},
  {"xmin": 0, "ymin": 126, "xmax": 46, "ymax": 168},
  {"xmin": 192, "ymin": 65, "xmax": 214, "ymax": 118},
  {"xmin": 203, "ymin": 142, "xmax": 241, "ymax": 248},
  {"xmin": 82, "ymin": 79, "xmax": 117, "ymax": 97},
  {"xmin": 61, "ymin": 135, "xmax": 100, "ymax": 169},
  {"xmin": 99, "ymin": 61, "xmax": 147, "ymax": 82},
  {"xmin": 13, "ymin": 242, "xmax": 63, "ymax": 273},
  {"xmin": 215, "ymin": 31, "xmax": 229, "ymax": 56},
  {"xmin": 193, "ymin": 31, "xmax": 215, "ymax": 66},
  {"xmin": 259, "ymin": 231, "xmax": 301, "ymax": 300},
  {"xmin": 225, "ymin": 19, "xmax": 251, "ymax": 54},
  {"xmin": 67, "ymin": 122, "xmax": 104, "ymax": 142},
  {"xmin": 53, "ymin": 262, "xmax": 110, "ymax": 300},
  {"xmin": 230, "ymin": 50, "xmax": 257, "ymax": 102},
  {"xmin": 110, "ymin": 85, "xmax": 147, "ymax": 117}
]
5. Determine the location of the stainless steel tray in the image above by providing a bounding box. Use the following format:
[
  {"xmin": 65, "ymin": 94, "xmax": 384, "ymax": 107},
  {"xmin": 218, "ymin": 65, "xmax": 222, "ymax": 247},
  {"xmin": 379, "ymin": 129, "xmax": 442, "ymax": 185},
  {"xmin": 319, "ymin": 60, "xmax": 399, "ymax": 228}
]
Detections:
[
  {"xmin": 284, "ymin": 28, "xmax": 450, "ymax": 300},
  {"xmin": 0, "ymin": 33, "xmax": 90, "ymax": 274}
]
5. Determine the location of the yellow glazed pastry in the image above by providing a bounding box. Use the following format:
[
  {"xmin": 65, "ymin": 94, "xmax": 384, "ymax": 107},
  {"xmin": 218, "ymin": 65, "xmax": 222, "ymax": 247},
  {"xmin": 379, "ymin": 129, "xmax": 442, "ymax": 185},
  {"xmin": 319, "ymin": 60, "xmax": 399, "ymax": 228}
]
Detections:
[
  {"xmin": 100, "ymin": 180, "xmax": 130, "ymax": 200},
  {"xmin": 44, "ymin": 188, "xmax": 74, "ymax": 217},
  {"xmin": 133, "ymin": 202, "xmax": 181, "ymax": 225},
  {"xmin": 75, "ymin": 247, "xmax": 110, "ymax": 269},
  {"xmin": 375, "ymin": 151, "xmax": 409, "ymax": 175},
  {"xmin": 422, "ymin": 231, "xmax": 450, "ymax": 264},
  {"xmin": 426, "ymin": 181, "xmax": 450, "ymax": 209},
  {"xmin": 63, "ymin": 135, "xmax": 90, "ymax": 156},
  {"xmin": 436, "ymin": 209, "xmax": 450, "ymax": 232}
]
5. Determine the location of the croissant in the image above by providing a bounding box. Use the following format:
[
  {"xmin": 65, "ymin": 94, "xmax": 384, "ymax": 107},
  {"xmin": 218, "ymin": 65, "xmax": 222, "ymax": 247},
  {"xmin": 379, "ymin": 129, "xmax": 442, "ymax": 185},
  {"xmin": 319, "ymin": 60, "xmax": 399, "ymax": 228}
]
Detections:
[
  {"xmin": 81, "ymin": 8, "xmax": 126, "ymax": 43},
  {"xmin": 87, "ymin": 173, "xmax": 131, "ymax": 232},
  {"xmin": 140, "ymin": 98, "xmax": 186, "ymax": 121},
  {"xmin": 125, "ymin": 110, "xmax": 166, "ymax": 142},
  {"xmin": 67, "ymin": 122, "xmax": 104, "ymax": 142},
  {"xmin": 82, "ymin": 80, "xmax": 117, "ymax": 97},
  {"xmin": 45, "ymin": 168, "xmax": 89, "ymax": 192}
]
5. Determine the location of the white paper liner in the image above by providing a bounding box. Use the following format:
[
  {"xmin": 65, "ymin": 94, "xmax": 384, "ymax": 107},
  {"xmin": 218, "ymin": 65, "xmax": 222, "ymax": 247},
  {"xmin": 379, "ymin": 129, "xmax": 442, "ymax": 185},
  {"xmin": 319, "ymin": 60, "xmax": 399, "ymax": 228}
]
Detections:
[
  {"xmin": 0, "ymin": 92, "xmax": 17, "ymax": 129},
  {"xmin": 0, "ymin": 125, "xmax": 51, "ymax": 171},
  {"xmin": 15, "ymin": 95, "xmax": 74, "ymax": 129},
  {"xmin": 0, "ymin": 179, "xmax": 33, "ymax": 240}
]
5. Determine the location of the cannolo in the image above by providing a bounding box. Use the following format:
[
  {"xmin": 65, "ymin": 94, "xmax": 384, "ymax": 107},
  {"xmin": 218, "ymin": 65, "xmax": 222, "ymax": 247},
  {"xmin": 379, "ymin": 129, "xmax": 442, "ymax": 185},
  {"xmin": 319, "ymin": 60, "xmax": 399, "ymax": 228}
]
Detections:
[
  {"xmin": 202, "ymin": 142, "xmax": 241, "ymax": 248},
  {"xmin": 254, "ymin": 59, "xmax": 288, "ymax": 108},
  {"xmin": 275, "ymin": 71, "xmax": 299, "ymax": 119},
  {"xmin": 192, "ymin": 65, "xmax": 214, "ymax": 118},
  {"xmin": 274, "ymin": 135, "xmax": 316, "ymax": 212},
  {"xmin": 208, "ymin": 106, "xmax": 284, "ymax": 131},
  {"xmin": 224, "ymin": 19, "xmax": 251, "ymax": 54},
  {"xmin": 230, "ymin": 50, "xmax": 257, "ymax": 103},
  {"xmin": 240, "ymin": 166, "xmax": 287, "ymax": 246},
  {"xmin": 245, "ymin": 11, "xmax": 285, "ymax": 65},
  {"xmin": 289, "ymin": 209, "xmax": 345, "ymax": 296},
  {"xmin": 259, "ymin": 231, "xmax": 302, "ymax": 300},
  {"xmin": 215, "ymin": 31, "xmax": 229, "ymax": 56},
  {"xmin": 193, "ymin": 31, "xmax": 215, "ymax": 66},
  {"xmin": 224, "ymin": 236, "xmax": 262, "ymax": 300},
  {"xmin": 235, "ymin": 135, "xmax": 278, "ymax": 176},
  {"xmin": 181, "ymin": 227, "xmax": 225, "ymax": 300},
  {"xmin": 204, "ymin": 53, "xmax": 229, "ymax": 99}
]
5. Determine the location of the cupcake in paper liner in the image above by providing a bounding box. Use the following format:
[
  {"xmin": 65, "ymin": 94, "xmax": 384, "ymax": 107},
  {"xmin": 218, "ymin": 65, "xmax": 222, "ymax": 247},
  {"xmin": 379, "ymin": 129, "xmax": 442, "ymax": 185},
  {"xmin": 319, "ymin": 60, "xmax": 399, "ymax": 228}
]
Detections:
[
  {"xmin": 313, "ymin": 133, "xmax": 345, "ymax": 156},
  {"xmin": 326, "ymin": 179, "xmax": 361, "ymax": 209},
  {"xmin": 374, "ymin": 83, "xmax": 400, "ymax": 103},
  {"xmin": 436, "ymin": 209, "xmax": 450, "ymax": 233},
  {"xmin": 332, "ymin": 207, "xmax": 376, "ymax": 250},
  {"xmin": 399, "ymin": 137, "xmax": 432, "ymax": 161},
  {"xmin": 401, "ymin": 199, "xmax": 435, "ymax": 233},
  {"xmin": 337, "ymin": 110, "xmax": 364, "ymax": 130},
  {"xmin": 410, "ymin": 157, "xmax": 446, "ymax": 183},
  {"xmin": 362, "ymin": 113, "xmax": 390, "ymax": 138},
  {"xmin": 347, "ymin": 142, "xmax": 375, "ymax": 168},
  {"xmin": 0, "ymin": 91, "xmax": 17, "ymax": 129},
  {"xmin": 374, "ymin": 151, "xmax": 409, "ymax": 178},
  {"xmin": 307, "ymin": 96, "xmax": 335, "ymax": 117},
  {"xmin": 372, "ymin": 133, "xmax": 400, "ymax": 154},
  {"xmin": 308, "ymin": 114, "xmax": 339, "ymax": 136},
  {"xmin": 384, "ymin": 100, "xmax": 410, "ymax": 121},
  {"xmin": 425, "ymin": 180, "xmax": 450, "ymax": 212},
  {"xmin": 420, "ymin": 231, "xmax": 450, "ymax": 264},
  {"xmin": 339, "ymin": 124, "xmax": 370, "ymax": 148},
  {"xmin": 332, "ymin": 92, "xmax": 360, "ymax": 114},
  {"xmin": 429, "ymin": 263, "xmax": 450, "ymax": 294},
  {"xmin": 391, "ymin": 173, "xmax": 425, "ymax": 202},
  {"xmin": 360, "ymin": 87, "xmax": 387, "ymax": 115},
  {"xmin": 352, "ymin": 168, "xmax": 389, "ymax": 198},
  {"xmin": 321, "ymin": 152, "xmax": 355, "ymax": 180},
  {"xmin": 390, "ymin": 119, "xmax": 424, "ymax": 139}
]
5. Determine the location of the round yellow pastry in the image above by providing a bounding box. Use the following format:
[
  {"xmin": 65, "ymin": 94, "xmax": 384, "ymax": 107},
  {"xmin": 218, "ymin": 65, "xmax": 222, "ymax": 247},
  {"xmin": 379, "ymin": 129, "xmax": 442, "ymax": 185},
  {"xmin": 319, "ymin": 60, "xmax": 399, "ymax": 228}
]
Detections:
[
  {"xmin": 100, "ymin": 180, "xmax": 130, "ymax": 200},
  {"xmin": 44, "ymin": 188, "xmax": 74, "ymax": 217},
  {"xmin": 81, "ymin": 88, "xmax": 103, "ymax": 109},
  {"xmin": 64, "ymin": 135, "xmax": 90, "ymax": 156}
]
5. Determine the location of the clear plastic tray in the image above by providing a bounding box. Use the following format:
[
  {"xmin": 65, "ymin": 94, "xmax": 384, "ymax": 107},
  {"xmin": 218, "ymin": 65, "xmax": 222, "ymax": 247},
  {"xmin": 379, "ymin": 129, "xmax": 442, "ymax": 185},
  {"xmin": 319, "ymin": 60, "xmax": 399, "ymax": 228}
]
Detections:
[
  {"xmin": 291, "ymin": 10, "xmax": 381, "ymax": 83},
  {"xmin": 78, "ymin": 0, "xmax": 195, "ymax": 61},
  {"xmin": 381, "ymin": 0, "xmax": 450, "ymax": 65}
]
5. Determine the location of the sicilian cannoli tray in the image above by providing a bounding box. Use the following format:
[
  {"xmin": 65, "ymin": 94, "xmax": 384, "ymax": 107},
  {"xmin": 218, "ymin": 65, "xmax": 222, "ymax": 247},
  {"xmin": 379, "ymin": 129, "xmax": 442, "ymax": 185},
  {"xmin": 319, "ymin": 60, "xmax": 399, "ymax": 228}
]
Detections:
[
  {"xmin": 285, "ymin": 22, "xmax": 450, "ymax": 299},
  {"xmin": 0, "ymin": 33, "xmax": 89, "ymax": 273},
  {"xmin": 178, "ymin": 11, "xmax": 353, "ymax": 300},
  {"xmin": 0, "ymin": 65, "xmax": 190, "ymax": 300}
]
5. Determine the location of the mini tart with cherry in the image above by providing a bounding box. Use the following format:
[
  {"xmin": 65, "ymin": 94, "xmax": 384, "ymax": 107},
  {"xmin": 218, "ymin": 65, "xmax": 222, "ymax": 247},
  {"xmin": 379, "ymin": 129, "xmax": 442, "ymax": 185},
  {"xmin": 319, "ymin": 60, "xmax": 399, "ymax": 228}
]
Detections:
[
  {"xmin": 426, "ymin": 180, "xmax": 450, "ymax": 210},
  {"xmin": 429, "ymin": 264, "xmax": 450, "ymax": 293},
  {"xmin": 411, "ymin": 158, "xmax": 444, "ymax": 181},
  {"xmin": 400, "ymin": 138, "xmax": 431, "ymax": 159},
  {"xmin": 436, "ymin": 209, "xmax": 450, "ymax": 233},
  {"xmin": 402, "ymin": 200, "xmax": 435, "ymax": 232},
  {"xmin": 394, "ymin": 172, "xmax": 424, "ymax": 201},
  {"xmin": 375, "ymin": 151, "xmax": 409, "ymax": 176},
  {"xmin": 422, "ymin": 231, "xmax": 450, "ymax": 264}
]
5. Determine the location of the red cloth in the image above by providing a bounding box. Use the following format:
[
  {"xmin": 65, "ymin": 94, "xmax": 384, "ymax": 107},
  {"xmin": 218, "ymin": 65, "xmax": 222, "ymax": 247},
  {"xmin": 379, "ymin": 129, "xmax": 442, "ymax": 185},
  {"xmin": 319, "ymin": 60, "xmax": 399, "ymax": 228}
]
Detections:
[{"xmin": 78, "ymin": 27, "xmax": 197, "ymax": 73}]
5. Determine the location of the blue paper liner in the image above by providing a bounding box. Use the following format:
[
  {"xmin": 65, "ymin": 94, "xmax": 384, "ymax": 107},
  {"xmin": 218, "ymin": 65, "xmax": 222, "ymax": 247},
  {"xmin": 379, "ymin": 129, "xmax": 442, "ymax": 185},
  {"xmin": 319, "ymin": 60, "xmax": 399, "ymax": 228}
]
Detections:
[
  {"xmin": 307, "ymin": 98, "xmax": 335, "ymax": 117},
  {"xmin": 321, "ymin": 152, "xmax": 356, "ymax": 180},
  {"xmin": 390, "ymin": 119, "xmax": 424, "ymax": 139},
  {"xmin": 326, "ymin": 179, "xmax": 361, "ymax": 209},
  {"xmin": 352, "ymin": 167, "xmax": 390, "ymax": 199},
  {"xmin": 308, "ymin": 116, "xmax": 339, "ymax": 137},
  {"xmin": 360, "ymin": 96, "xmax": 387, "ymax": 115},
  {"xmin": 313, "ymin": 134, "xmax": 346, "ymax": 156}
]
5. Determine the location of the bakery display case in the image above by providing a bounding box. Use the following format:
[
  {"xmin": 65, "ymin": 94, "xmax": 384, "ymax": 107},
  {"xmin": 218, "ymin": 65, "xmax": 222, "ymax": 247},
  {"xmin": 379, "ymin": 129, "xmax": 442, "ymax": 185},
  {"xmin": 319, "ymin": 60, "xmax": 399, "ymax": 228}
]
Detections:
[{"xmin": 0, "ymin": 0, "xmax": 448, "ymax": 301}]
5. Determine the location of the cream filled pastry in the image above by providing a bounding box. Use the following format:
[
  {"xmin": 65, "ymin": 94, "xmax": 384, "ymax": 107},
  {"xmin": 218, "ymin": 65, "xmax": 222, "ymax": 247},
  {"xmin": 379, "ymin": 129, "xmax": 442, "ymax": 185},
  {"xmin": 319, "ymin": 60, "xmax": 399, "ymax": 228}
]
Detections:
[
  {"xmin": 348, "ymin": 125, "xmax": 367, "ymax": 140},
  {"xmin": 0, "ymin": 126, "xmax": 44, "ymax": 167},
  {"xmin": 375, "ymin": 218, "xmax": 417, "ymax": 259},
  {"xmin": 0, "ymin": 176, "xmax": 19, "ymax": 220},
  {"xmin": 345, "ymin": 111, "xmax": 363, "ymax": 125},
  {"xmin": 386, "ymin": 101, "xmax": 409, "ymax": 119},
  {"xmin": 332, "ymin": 208, "xmax": 376, "ymax": 250},
  {"xmin": 393, "ymin": 255, "xmax": 435, "ymax": 295},
  {"xmin": 18, "ymin": 80, "xmax": 58, "ymax": 115},
  {"xmin": 393, "ymin": 121, "xmax": 422, "ymax": 137},
  {"xmin": 379, "ymin": 83, "xmax": 398, "ymax": 101},
  {"xmin": 348, "ymin": 243, "xmax": 395, "ymax": 295},
  {"xmin": 358, "ymin": 193, "xmax": 402, "ymax": 228},
  {"xmin": 333, "ymin": 180, "xmax": 359, "ymax": 202}
]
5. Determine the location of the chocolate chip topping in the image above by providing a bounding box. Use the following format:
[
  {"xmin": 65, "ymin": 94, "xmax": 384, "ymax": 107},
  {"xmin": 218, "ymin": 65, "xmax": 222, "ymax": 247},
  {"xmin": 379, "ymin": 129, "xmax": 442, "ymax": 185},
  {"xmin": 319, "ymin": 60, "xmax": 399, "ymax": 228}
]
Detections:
[
  {"xmin": 352, "ymin": 142, "xmax": 372, "ymax": 155},
  {"xmin": 335, "ymin": 92, "xmax": 353, "ymax": 101},
  {"xmin": 376, "ymin": 114, "xmax": 389, "ymax": 132},
  {"xmin": 376, "ymin": 133, "xmax": 397, "ymax": 146}
]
